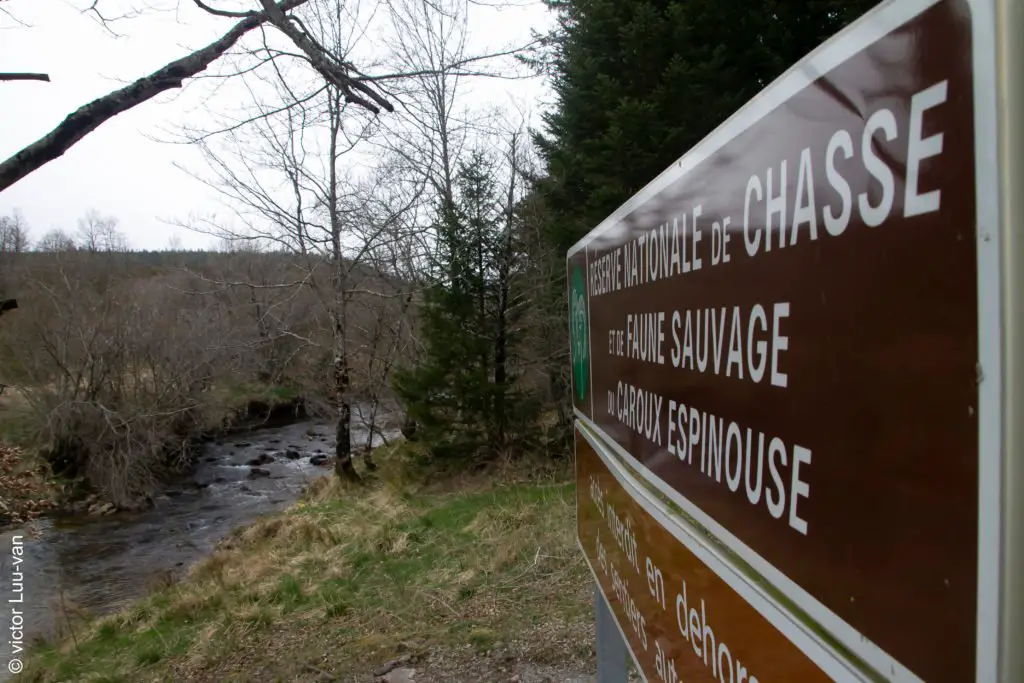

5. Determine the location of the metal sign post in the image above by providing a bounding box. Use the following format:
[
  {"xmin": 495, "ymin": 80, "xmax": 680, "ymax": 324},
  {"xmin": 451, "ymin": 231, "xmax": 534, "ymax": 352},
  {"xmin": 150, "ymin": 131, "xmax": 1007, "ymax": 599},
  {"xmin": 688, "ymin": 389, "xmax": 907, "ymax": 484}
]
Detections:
[{"xmin": 594, "ymin": 586, "xmax": 627, "ymax": 683}]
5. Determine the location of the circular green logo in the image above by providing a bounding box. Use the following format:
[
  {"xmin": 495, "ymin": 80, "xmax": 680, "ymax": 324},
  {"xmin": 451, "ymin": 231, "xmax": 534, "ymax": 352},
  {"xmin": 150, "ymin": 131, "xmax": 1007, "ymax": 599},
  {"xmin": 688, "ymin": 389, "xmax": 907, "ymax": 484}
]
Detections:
[{"xmin": 570, "ymin": 264, "xmax": 589, "ymax": 401}]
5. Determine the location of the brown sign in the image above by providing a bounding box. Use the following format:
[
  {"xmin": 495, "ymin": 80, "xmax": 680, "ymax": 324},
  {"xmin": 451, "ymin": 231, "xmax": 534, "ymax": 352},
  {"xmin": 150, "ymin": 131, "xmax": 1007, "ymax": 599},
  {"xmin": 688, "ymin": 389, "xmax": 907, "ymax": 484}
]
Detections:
[
  {"xmin": 567, "ymin": 2, "xmax": 988, "ymax": 682},
  {"xmin": 576, "ymin": 425, "xmax": 840, "ymax": 683}
]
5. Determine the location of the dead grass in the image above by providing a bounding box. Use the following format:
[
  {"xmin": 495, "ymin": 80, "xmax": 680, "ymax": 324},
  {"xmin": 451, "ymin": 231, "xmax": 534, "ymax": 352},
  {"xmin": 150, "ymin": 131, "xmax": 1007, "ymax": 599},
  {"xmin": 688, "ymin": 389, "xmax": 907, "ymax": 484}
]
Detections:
[{"xmin": 21, "ymin": 441, "xmax": 590, "ymax": 683}]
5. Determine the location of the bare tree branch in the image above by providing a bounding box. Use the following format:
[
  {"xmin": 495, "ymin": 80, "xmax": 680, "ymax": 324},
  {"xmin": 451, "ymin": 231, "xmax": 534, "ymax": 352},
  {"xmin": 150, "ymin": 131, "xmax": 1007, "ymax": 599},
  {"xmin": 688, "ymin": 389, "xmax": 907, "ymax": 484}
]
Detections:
[
  {"xmin": 0, "ymin": 73, "xmax": 50, "ymax": 82},
  {"xmin": 257, "ymin": 0, "xmax": 394, "ymax": 114},
  {"xmin": 0, "ymin": 0, "xmax": 317, "ymax": 193},
  {"xmin": 175, "ymin": 85, "xmax": 327, "ymax": 144},
  {"xmin": 192, "ymin": 0, "xmax": 257, "ymax": 19},
  {"xmin": 82, "ymin": 0, "xmax": 145, "ymax": 37},
  {"xmin": 358, "ymin": 40, "xmax": 540, "ymax": 84},
  {"xmin": 0, "ymin": 4, "xmax": 31, "ymax": 28}
]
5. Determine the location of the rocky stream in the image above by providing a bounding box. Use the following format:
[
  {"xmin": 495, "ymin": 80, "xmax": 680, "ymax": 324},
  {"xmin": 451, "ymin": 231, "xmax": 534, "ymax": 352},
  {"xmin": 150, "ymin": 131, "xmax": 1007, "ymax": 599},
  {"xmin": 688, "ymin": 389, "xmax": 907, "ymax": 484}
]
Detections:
[{"xmin": 0, "ymin": 414, "xmax": 399, "ymax": 680}]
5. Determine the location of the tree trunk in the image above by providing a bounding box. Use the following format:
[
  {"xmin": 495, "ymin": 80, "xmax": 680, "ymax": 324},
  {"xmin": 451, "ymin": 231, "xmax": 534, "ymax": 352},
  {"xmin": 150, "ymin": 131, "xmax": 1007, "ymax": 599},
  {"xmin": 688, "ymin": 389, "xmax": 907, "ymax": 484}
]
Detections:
[
  {"xmin": 333, "ymin": 350, "xmax": 359, "ymax": 481},
  {"xmin": 362, "ymin": 394, "xmax": 379, "ymax": 471},
  {"xmin": 401, "ymin": 413, "xmax": 418, "ymax": 441},
  {"xmin": 326, "ymin": 87, "xmax": 359, "ymax": 483},
  {"xmin": 492, "ymin": 131, "xmax": 517, "ymax": 451},
  {"xmin": 493, "ymin": 282, "xmax": 508, "ymax": 449}
]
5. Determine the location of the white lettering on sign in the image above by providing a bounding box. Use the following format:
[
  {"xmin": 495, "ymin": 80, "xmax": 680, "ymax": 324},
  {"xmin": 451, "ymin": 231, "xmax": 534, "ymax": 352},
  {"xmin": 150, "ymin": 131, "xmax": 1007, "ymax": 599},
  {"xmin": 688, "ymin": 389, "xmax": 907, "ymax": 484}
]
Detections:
[
  {"xmin": 585, "ymin": 470, "xmax": 766, "ymax": 682},
  {"xmin": 584, "ymin": 79, "xmax": 950, "ymax": 297},
  {"xmin": 590, "ymin": 79, "xmax": 952, "ymax": 540},
  {"xmin": 589, "ymin": 474, "xmax": 649, "ymax": 651},
  {"xmin": 675, "ymin": 579, "xmax": 761, "ymax": 683},
  {"xmin": 904, "ymin": 80, "xmax": 948, "ymax": 217},
  {"xmin": 615, "ymin": 382, "xmax": 664, "ymax": 447},
  {"xmin": 608, "ymin": 302, "xmax": 791, "ymax": 390},
  {"xmin": 626, "ymin": 312, "xmax": 667, "ymax": 365},
  {"xmin": 668, "ymin": 303, "xmax": 790, "ymax": 388},
  {"xmin": 664, "ymin": 399, "xmax": 812, "ymax": 535}
]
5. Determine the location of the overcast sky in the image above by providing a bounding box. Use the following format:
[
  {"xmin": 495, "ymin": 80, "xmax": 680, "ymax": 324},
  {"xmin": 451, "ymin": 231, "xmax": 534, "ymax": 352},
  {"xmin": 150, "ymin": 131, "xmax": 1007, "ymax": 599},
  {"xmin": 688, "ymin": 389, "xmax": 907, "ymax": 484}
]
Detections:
[{"xmin": 0, "ymin": 0, "xmax": 553, "ymax": 250}]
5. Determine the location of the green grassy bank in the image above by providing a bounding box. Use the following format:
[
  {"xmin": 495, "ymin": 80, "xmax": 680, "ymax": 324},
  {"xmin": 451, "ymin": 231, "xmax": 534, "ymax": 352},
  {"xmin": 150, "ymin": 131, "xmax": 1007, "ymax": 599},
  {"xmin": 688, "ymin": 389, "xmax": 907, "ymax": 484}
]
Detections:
[{"xmin": 24, "ymin": 445, "xmax": 593, "ymax": 683}]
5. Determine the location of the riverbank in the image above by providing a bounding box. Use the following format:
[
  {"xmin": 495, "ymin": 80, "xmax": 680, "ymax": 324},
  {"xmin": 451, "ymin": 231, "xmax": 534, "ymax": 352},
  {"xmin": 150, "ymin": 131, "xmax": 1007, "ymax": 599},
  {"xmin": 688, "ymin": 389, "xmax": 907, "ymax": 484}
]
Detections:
[
  {"xmin": 0, "ymin": 387, "xmax": 61, "ymax": 528},
  {"xmin": 0, "ymin": 383, "xmax": 321, "ymax": 526},
  {"xmin": 0, "ymin": 444, "xmax": 58, "ymax": 528},
  {"xmin": 0, "ymin": 416, "xmax": 395, "ymax": 681},
  {"xmin": 22, "ymin": 443, "xmax": 595, "ymax": 682}
]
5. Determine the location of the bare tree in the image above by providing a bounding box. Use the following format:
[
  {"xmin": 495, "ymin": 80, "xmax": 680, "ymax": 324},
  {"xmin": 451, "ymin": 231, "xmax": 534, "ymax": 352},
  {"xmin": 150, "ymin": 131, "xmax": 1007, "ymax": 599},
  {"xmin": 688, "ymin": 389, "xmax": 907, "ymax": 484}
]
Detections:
[
  {"xmin": 76, "ymin": 209, "xmax": 127, "ymax": 252},
  {"xmin": 0, "ymin": 0, "xmax": 397, "ymax": 193},
  {"xmin": 367, "ymin": 0, "xmax": 478, "ymax": 441},
  {"xmin": 0, "ymin": 251, "xmax": 227, "ymax": 504},
  {"xmin": 166, "ymin": 234, "xmax": 184, "ymax": 251},
  {"xmin": 0, "ymin": 211, "xmax": 28, "ymax": 325},
  {"xmin": 166, "ymin": 0, "xmax": 540, "ymax": 475},
  {"xmin": 0, "ymin": 211, "xmax": 30, "ymax": 254},
  {"xmin": 36, "ymin": 229, "xmax": 77, "ymax": 253},
  {"xmin": 492, "ymin": 128, "xmax": 521, "ymax": 446},
  {"xmin": 382, "ymin": 0, "xmax": 472, "ymax": 214},
  {"xmin": 178, "ymin": 0, "xmax": 427, "ymax": 480},
  {"xmin": 514, "ymin": 144, "xmax": 575, "ymax": 449}
]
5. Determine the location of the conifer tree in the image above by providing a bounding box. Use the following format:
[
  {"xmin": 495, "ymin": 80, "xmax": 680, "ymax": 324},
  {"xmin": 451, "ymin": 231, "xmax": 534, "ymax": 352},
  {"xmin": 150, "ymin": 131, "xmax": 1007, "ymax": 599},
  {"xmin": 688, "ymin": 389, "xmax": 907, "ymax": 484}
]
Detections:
[
  {"xmin": 534, "ymin": 0, "xmax": 878, "ymax": 256},
  {"xmin": 394, "ymin": 149, "xmax": 539, "ymax": 461}
]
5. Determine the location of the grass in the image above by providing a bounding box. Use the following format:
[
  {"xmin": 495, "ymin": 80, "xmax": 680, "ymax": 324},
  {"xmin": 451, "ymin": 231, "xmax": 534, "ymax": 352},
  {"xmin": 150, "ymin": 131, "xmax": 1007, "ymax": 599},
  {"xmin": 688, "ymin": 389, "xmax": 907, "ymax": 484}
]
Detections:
[{"xmin": 22, "ymin": 443, "xmax": 590, "ymax": 682}]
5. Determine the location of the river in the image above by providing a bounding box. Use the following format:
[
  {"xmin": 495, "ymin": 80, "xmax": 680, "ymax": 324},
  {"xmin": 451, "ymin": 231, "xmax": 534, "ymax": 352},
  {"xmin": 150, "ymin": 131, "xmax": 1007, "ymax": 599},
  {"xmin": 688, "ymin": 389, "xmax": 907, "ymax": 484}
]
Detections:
[{"xmin": 0, "ymin": 415, "xmax": 396, "ymax": 680}]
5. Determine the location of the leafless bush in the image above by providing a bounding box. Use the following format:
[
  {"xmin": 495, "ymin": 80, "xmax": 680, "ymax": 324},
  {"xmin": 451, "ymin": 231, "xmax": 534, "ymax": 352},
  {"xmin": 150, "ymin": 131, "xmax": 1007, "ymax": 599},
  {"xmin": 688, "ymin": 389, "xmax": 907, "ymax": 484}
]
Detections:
[{"xmin": 0, "ymin": 250, "xmax": 225, "ymax": 504}]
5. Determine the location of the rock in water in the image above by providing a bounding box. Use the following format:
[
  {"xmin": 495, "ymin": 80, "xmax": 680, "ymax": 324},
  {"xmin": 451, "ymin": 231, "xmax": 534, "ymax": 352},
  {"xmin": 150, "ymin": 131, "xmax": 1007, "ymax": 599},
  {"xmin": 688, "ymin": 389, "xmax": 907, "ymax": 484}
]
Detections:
[
  {"xmin": 285, "ymin": 449, "xmax": 301, "ymax": 460},
  {"xmin": 248, "ymin": 467, "xmax": 271, "ymax": 479},
  {"xmin": 309, "ymin": 454, "xmax": 329, "ymax": 466}
]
